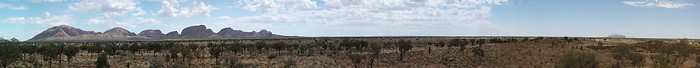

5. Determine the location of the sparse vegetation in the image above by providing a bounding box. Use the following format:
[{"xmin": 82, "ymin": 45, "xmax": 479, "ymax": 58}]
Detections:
[
  {"xmin": 556, "ymin": 51, "xmax": 598, "ymax": 68},
  {"xmin": 397, "ymin": 40, "xmax": 412, "ymax": 61},
  {"xmin": 0, "ymin": 37, "xmax": 695, "ymax": 67}
]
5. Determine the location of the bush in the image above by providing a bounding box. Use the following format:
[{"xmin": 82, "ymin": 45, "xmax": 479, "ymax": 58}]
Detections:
[
  {"xmin": 556, "ymin": 51, "xmax": 598, "ymax": 68},
  {"xmin": 472, "ymin": 46, "xmax": 485, "ymax": 58},
  {"xmin": 0, "ymin": 39, "xmax": 22, "ymax": 67},
  {"xmin": 397, "ymin": 40, "xmax": 412, "ymax": 61},
  {"xmin": 95, "ymin": 53, "xmax": 110, "ymax": 68},
  {"xmin": 652, "ymin": 55, "xmax": 671, "ymax": 68},
  {"xmin": 610, "ymin": 45, "xmax": 644, "ymax": 66},
  {"xmin": 348, "ymin": 53, "xmax": 364, "ymax": 68},
  {"xmin": 148, "ymin": 57, "xmax": 163, "ymax": 68},
  {"xmin": 227, "ymin": 56, "xmax": 242, "ymax": 68},
  {"xmin": 284, "ymin": 58, "xmax": 296, "ymax": 68}
]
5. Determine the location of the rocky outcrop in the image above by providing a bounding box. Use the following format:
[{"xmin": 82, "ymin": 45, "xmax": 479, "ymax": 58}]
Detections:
[
  {"xmin": 217, "ymin": 28, "xmax": 252, "ymax": 38},
  {"xmin": 181, "ymin": 25, "xmax": 216, "ymax": 38},
  {"xmin": 138, "ymin": 29, "xmax": 164, "ymax": 38},
  {"xmin": 28, "ymin": 25, "xmax": 291, "ymax": 42},
  {"xmin": 162, "ymin": 31, "xmax": 180, "ymax": 38},
  {"xmin": 253, "ymin": 29, "xmax": 275, "ymax": 37},
  {"xmin": 103, "ymin": 27, "xmax": 137, "ymax": 36},
  {"xmin": 608, "ymin": 34, "xmax": 626, "ymax": 38},
  {"xmin": 29, "ymin": 25, "xmax": 99, "ymax": 41}
]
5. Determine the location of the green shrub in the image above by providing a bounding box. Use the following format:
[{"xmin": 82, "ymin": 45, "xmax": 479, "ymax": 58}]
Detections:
[
  {"xmin": 348, "ymin": 53, "xmax": 364, "ymax": 68},
  {"xmin": 95, "ymin": 53, "xmax": 110, "ymax": 68},
  {"xmin": 397, "ymin": 40, "xmax": 412, "ymax": 61}
]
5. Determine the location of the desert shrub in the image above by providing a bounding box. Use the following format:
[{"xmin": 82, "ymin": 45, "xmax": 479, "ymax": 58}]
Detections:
[
  {"xmin": 448, "ymin": 39, "xmax": 460, "ymax": 47},
  {"xmin": 610, "ymin": 45, "xmax": 645, "ymax": 66},
  {"xmin": 272, "ymin": 42, "xmax": 287, "ymax": 51},
  {"xmin": 64, "ymin": 45, "xmax": 80, "ymax": 62},
  {"xmin": 28, "ymin": 56, "xmax": 42, "ymax": 68},
  {"xmin": 128, "ymin": 44, "xmax": 142, "ymax": 55},
  {"xmin": 340, "ymin": 39, "xmax": 369, "ymax": 50},
  {"xmin": 652, "ymin": 55, "xmax": 671, "ymax": 68},
  {"xmin": 284, "ymin": 58, "xmax": 296, "ymax": 68},
  {"xmin": 348, "ymin": 53, "xmax": 364, "ymax": 68},
  {"xmin": 436, "ymin": 41, "xmax": 446, "ymax": 47},
  {"xmin": 397, "ymin": 40, "xmax": 413, "ymax": 61},
  {"xmin": 95, "ymin": 53, "xmax": 109, "ymax": 68},
  {"xmin": 148, "ymin": 57, "xmax": 164, "ymax": 68},
  {"xmin": 472, "ymin": 46, "xmax": 485, "ymax": 58},
  {"xmin": 227, "ymin": 56, "xmax": 242, "ymax": 68},
  {"xmin": 39, "ymin": 44, "xmax": 62, "ymax": 66},
  {"xmin": 369, "ymin": 43, "xmax": 381, "ymax": 67},
  {"xmin": 556, "ymin": 51, "xmax": 598, "ymax": 68},
  {"xmin": 255, "ymin": 42, "xmax": 267, "ymax": 51}
]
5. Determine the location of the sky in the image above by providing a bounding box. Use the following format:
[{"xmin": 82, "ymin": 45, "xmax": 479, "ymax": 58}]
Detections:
[{"xmin": 0, "ymin": 0, "xmax": 698, "ymax": 41}]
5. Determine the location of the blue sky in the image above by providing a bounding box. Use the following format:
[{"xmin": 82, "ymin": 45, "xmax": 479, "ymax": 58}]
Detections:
[{"xmin": 0, "ymin": 0, "xmax": 698, "ymax": 40}]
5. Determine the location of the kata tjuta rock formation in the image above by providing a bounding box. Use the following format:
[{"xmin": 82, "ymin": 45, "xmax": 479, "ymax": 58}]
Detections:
[{"xmin": 28, "ymin": 25, "xmax": 288, "ymax": 41}]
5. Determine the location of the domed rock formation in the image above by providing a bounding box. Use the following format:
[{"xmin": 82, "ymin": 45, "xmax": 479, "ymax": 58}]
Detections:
[
  {"xmin": 138, "ymin": 29, "xmax": 164, "ymax": 38},
  {"xmin": 217, "ymin": 27, "xmax": 251, "ymax": 38},
  {"xmin": 181, "ymin": 25, "xmax": 216, "ymax": 38},
  {"xmin": 28, "ymin": 25, "xmax": 291, "ymax": 42},
  {"xmin": 253, "ymin": 29, "xmax": 274, "ymax": 37},
  {"xmin": 608, "ymin": 34, "xmax": 626, "ymax": 38},
  {"xmin": 29, "ymin": 25, "xmax": 99, "ymax": 41},
  {"xmin": 162, "ymin": 31, "xmax": 181, "ymax": 38},
  {"xmin": 103, "ymin": 27, "xmax": 137, "ymax": 36}
]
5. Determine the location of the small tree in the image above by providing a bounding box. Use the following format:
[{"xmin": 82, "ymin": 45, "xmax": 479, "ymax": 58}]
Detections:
[
  {"xmin": 40, "ymin": 44, "xmax": 62, "ymax": 67},
  {"xmin": 128, "ymin": 44, "xmax": 142, "ymax": 55},
  {"xmin": 0, "ymin": 39, "xmax": 22, "ymax": 67},
  {"xmin": 436, "ymin": 41, "xmax": 446, "ymax": 47},
  {"xmin": 397, "ymin": 40, "xmax": 413, "ymax": 61},
  {"xmin": 348, "ymin": 53, "xmax": 364, "ymax": 68},
  {"xmin": 255, "ymin": 42, "xmax": 267, "ymax": 52},
  {"xmin": 64, "ymin": 45, "xmax": 80, "ymax": 62},
  {"xmin": 369, "ymin": 43, "xmax": 382, "ymax": 68},
  {"xmin": 208, "ymin": 43, "xmax": 224, "ymax": 65},
  {"xmin": 272, "ymin": 42, "xmax": 287, "ymax": 52},
  {"xmin": 95, "ymin": 53, "xmax": 110, "ymax": 68}
]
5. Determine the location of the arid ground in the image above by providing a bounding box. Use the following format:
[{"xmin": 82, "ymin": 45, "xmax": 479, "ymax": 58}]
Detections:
[{"xmin": 1, "ymin": 37, "xmax": 699, "ymax": 68}]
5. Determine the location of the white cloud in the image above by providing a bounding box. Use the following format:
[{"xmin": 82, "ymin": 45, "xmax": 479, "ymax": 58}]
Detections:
[
  {"xmin": 238, "ymin": 0, "xmax": 317, "ymax": 13},
  {"xmin": 229, "ymin": 0, "xmax": 508, "ymax": 27},
  {"xmin": 68, "ymin": 0, "xmax": 145, "ymax": 17},
  {"xmin": 624, "ymin": 0, "xmax": 694, "ymax": 8},
  {"xmin": 87, "ymin": 17, "xmax": 162, "ymax": 28},
  {"xmin": 0, "ymin": 3, "xmax": 28, "ymax": 10},
  {"xmin": 3, "ymin": 12, "xmax": 72, "ymax": 25},
  {"xmin": 31, "ymin": 0, "xmax": 64, "ymax": 3},
  {"xmin": 156, "ymin": 1, "xmax": 217, "ymax": 17}
]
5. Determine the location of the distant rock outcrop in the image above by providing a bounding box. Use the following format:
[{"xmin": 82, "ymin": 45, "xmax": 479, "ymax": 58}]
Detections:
[
  {"xmin": 103, "ymin": 27, "xmax": 137, "ymax": 36},
  {"xmin": 162, "ymin": 31, "xmax": 180, "ymax": 38},
  {"xmin": 27, "ymin": 25, "xmax": 292, "ymax": 42},
  {"xmin": 217, "ymin": 28, "xmax": 256, "ymax": 38},
  {"xmin": 181, "ymin": 25, "xmax": 216, "ymax": 38},
  {"xmin": 138, "ymin": 29, "xmax": 164, "ymax": 38},
  {"xmin": 608, "ymin": 34, "xmax": 626, "ymax": 38},
  {"xmin": 29, "ymin": 25, "xmax": 99, "ymax": 41},
  {"xmin": 253, "ymin": 29, "xmax": 274, "ymax": 37}
]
